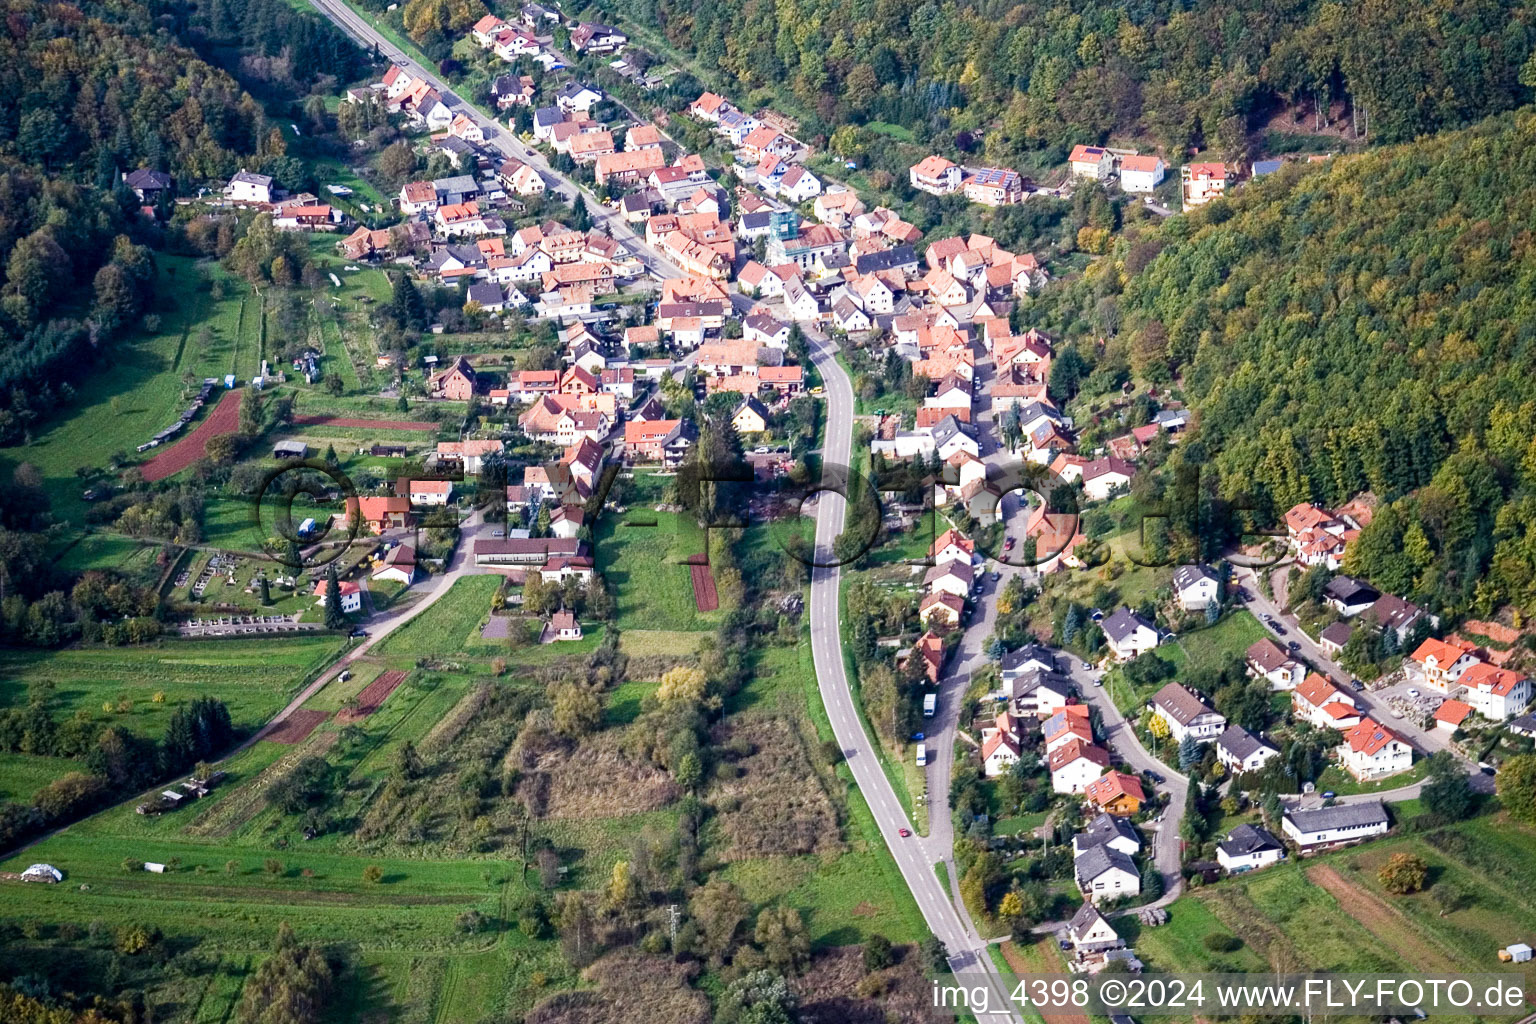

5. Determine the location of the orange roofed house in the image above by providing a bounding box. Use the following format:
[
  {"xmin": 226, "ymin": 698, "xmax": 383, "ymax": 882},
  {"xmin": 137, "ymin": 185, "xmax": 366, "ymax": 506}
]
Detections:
[
  {"xmin": 1337, "ymin": 718, "xmax": 1412, "ymax": 781},
  {"xmin": 1084, "ymin": 771, "xmax": 1145, "ymax": 815}
]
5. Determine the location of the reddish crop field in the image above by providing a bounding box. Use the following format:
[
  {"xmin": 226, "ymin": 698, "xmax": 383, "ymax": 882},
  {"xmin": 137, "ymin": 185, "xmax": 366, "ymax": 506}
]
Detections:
[
  {"xmin": 291, "ymin": 415, "xmax": 437, "ymax": 431},
  {"xmin": 686, "ymin": 554, "xmax": 719, "ymax": 612},
  {"xmin": 262, "ymin": 709, "xmax": 329, "ymax": 744},
  {"xmin": 142, "ymin": 390, "xmax": 242, "ymax": 482},
  {"xmin": 337, "ymin": 669, "xmax": 408, "ymax": 722}
]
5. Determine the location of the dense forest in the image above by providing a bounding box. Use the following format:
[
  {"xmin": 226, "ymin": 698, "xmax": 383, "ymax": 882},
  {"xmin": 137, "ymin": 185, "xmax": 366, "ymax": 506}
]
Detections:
[
  {"xmin": 613, "ymin": 0, "xmax": 1536, "ymax": 163},
  {"xmin": 1075, "ymin": 109, "xmax": 1536, "ymax": 620}
]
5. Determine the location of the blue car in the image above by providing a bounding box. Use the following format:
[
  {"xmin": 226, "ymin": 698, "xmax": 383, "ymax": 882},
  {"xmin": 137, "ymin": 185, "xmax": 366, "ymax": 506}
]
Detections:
[{"xmin": 913, "ymin": 732, "xmax": 925, "ymax": 741}]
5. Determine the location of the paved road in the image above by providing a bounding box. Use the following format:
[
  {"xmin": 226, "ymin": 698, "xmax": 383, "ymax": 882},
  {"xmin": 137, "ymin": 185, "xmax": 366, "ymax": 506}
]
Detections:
[
  {"xmin": 802, "ymin": 326, "xmax": 1023, "ymax": 1018},
  {"xmin": 308, "ymin": 0, "xmax": 683, "ymax": 282}
]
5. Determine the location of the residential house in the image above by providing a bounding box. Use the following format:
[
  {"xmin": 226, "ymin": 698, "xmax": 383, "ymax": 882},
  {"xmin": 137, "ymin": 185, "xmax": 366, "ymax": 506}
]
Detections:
[
  {"xmin": 372, "ymin": 545, "xmax": 416, "ymax": 586},
  {"xmin": 732, "ymin": 396, "xmax": 769, "ymax": 435},
  {"xmin": 1009, "ymin": 668, "xmax": 1075, "ymax": 720},
  {"xmin": 963, "ymin": 167, "xmax": 1025, "ymax": 205},
  {"xmin": 1216, "ymin": 824, "xmax": 1285, "ymax": 873},
  {"xmin": 929, "ymin": 529, "xmax": 976, "ymax": 566},
  {"xmin": 1459, "ymin": 662, "xmax": 1532, "ymax": 720},
  {"xmin": 980, "ymin": 711, "xmax": 1022, "ymax": 777},
  {"xmin": 1150, "ymin": 683, "xmax": 1226, "ymax": 742},
  {"xmin": 1101, "ymin": 608, "xmax": 1160, "ymax": 661},
  {"xmin": 1338, "ymin": 718, "xmax": 1412, "ymax": 781},
  {"xmin": 348, "ymin": 496, "xmax": 412, "ymax": 533},
  {"xmin": 1292, "ymin": 672, "xmax": 1362, "ymax": 730},
  {"xmin": 1181, "ymin": 162, "xmax": 1230, "ymax": 210},
  {"xmin": 1216, "ymin": 725, "xmax": 1279, "ymax": 775},
  {"xmin": 429, "ymin": 356, "xmax": 477, "ymax": 400},
  {"xmin": 924, "ymin": 561, "xmax": 974, "ymax": 601},
  {"xmin": 1246, "ymin": 638, "xmax": 1304, "ymax": 690},
  {"xmin": 909, "ymin": 155, "xmax": 962, "ymax": 195},
  {"xmin": 225, "ymin": 169, "xmax": 274, "ymax": 204},
  {"xmin": 1074, "ymin": 844, "xmax": 1139, "ymax": 904},
  {"xmin": 124, "ymin": 169, "xmax": 173, "ymax": 203},
  {"xmin": 556, "ymin": 82, "xmax": 604, "ymax": 114},
  {"xmin": 1324, "ymin": 576, "xmax": 1380, "ymax": 618},
  {"xmin": 549, "ymin": 506, "xmax": 585, "ymax": 539},
  {"xmin": 1173, "ymin": 564, "xmax": 1221, "ymax": 611},
  {"xmin": 1409, "ymin": 637, "xmax": 1480, "ymax": 692},
  {"xmin": 312, "ymin": 578, "xmax": 362, "ymax": 614},
  {"xmin": 1064, "ymin": 902, "xmax": 1124, "ymax": 954},
  {"xmin": 409, "ymin": 479, "xmax": 453, "ymax": 506},
  {"xmin": 1068, "ymin": 145, "xmax": 1113, "ymax": 180},
  {"xmin": 1081, "ymin": 456, "xmax": 1135, "ymax": 501},
  {"xmin": 1319, "ymin": 621, "xmax": 1353, "ymax": 655},
  {"xmin": 1050, "ymin": 739, "xmax": 1111, "ymax": 794},
  {"xmin": 776, "ymin": 165, "xmax": 822, "ymax": 203},
  {"xmin": 1084, "ymin": 771, "xmax": 1145, "ymax": 815},
  {"xmin": 1119, "ymin": 155, "xmax": 1166, "ymax": 193},
  {"xmin": 1281, "ymin": 802, "xmax": 1389, "ymax": 852},
  {"xmin": 919, "ymin": 591, "xmax": 965, "ymax": 628},
  {"xmin": 1072, "ymin": 813, "xmax": 1142, "ymax": 858},
  {"xmin": 569, "ymin": 22, "xmax": 627, "ymax": 52}
]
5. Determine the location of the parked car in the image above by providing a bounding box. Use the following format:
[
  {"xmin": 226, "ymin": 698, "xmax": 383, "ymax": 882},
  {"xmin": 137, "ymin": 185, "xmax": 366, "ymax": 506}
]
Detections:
[
  {"xmin": 1272, "ymin": 623, "xmax": 1287, "ymax": 635},
  {"xmin": 1408, "ymin": 688, "xmax": 1420, "ymax": 697},
  {"xmin": 1321, "ymin": 791, "xmax": 1336, "ymax": 799},
  {"xmin": 1350, "ymin": 678, "xmax": 1364, "ymax": 691}
]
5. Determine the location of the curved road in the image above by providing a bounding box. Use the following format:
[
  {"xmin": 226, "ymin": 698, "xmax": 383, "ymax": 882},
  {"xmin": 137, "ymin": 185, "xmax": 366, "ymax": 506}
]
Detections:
[{"xmin": 802, "ymin": 328, "xmax": 1023, "ymax": 1018}]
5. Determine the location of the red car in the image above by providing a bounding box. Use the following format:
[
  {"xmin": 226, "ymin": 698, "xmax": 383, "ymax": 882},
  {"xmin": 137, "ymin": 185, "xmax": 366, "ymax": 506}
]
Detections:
[{"xmin": 898, "ymin": 827, "xmax": 911, "ymax": 837}]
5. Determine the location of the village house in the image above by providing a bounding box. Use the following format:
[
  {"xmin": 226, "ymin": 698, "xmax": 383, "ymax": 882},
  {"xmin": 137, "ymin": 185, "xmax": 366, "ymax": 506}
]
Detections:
[
  {"xmin": 1073, "ymin": 813, "xmax": 1142, "ymax": 858},
  {"xmin": 1101, "ymin": 608, "xmax": 1160, "ymax": 661},
  {"xmin": 1338, "ymin": 718, "xmax": 1412, "ymax": 781},
  {"xmin": 1434, "ymin": 699, "xmax": 1473, "ymax": 732},
  {"xmin": 1009, "ymin": 667, "xmax": 1075, "ymax": 720},
  {"xmin": 348, "ymin": 496, "xmax": 412, "ymax": 533},
  {"xmin": 962, "ymin": 167, "xmax": 1025, "ymax": 205},
  {"xmin": 1083, "ymin": 771, "xmax": 1144, "ymax": 815},
  {"xmin": 1119, "ymin": 154, "xmax": 1166, "ymax": 193},
  {"xmin": 919, "ymin": 591, "xmax": 965, "ymax": 628},
  {"xmin": 408, "ymin": 479, "xmax": 453, "ymax": 506},
  {"xmin": 980, "ymin": 710, "xmax": 1022, "ymax": 777},
  {"xmin": 570, "ymin": 21, "xmax": 627, "ymax": 53},
  {"xmin": 1181, "ymin": 162, "xmax": 1231, "ymax": 210},
  {"xmin": 372, "ymin": 544, "xmax": 417, "ymax": 586},
  {"xmin": 1216, "ymin": 824, "xmax": 1284, "ymax": 873},
  {"xmin": 1049, "ymin": 738, "xmax": 1111, "ymax": 794},
  {"xmin": 225, "ymin": 169, "xmax": 274, "ymax": 204},
  {"xmin": 1246, "ymin": 638, "xmax": 1304, "ymax": 690},
  {"xmin": 1292, "ymin": 672, "xmax": 1362, "ymax": 729},
  {"xmin": 1281, "ymin": 802, "xmax": 1389, "ymax": 852},
  {"xmin": 312, "ymin": 578, "xmax": 362, "ymax": 614},
  {"xmin": 1458, "ymin": 662, "xmax": 1532, "ymax": 720},
  {"xmin": 909, "ymin": 155, "xmax": 962, "ymax": 195},
  {"xmin": 1150, "ymin": 682, "xmax": 1226, "ymax": 742},
  {"xmin": 429, "ymin": 356, "xmax": 478, "ymax": 400},
  {"xmin": 1323, "ymin": 576, "xmax": 1380, "ymax": 617},
  {"xmin": 1068, "ymin": 145, "xmax": 1114, "ymax": 180},
  {"xmin": 1074, "ymin": 843, "xmax": 1139, "ymax": 904},
  {"xmin": 1216, "ymin": 724, "xmax": 1279, "ymax": 775},
  {"xmin": 550, "ymin": 608, "xmax": 583, "ymax": 640},
  {"xmin": 1409, "ymin": 637, "xmax": 1480, "ymax": 692},
  {"xmin": 1173, "ymin": 564, "xmax": 1221, "ymax": 611},
  {"xmin": 1081, "ymin": 456, "xmax": 1135, "ymax": 501}
]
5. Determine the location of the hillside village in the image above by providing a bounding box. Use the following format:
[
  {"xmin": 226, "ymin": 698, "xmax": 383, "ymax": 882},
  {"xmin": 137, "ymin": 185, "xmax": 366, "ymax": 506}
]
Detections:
[{"xmin": 7, "ymin": 0, "xmax": 1536, "ymax": 1020}]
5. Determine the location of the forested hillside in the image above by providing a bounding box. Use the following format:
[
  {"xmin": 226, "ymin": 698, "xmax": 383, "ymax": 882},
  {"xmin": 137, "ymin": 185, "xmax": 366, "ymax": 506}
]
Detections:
[
  {"xmin": 615, "ymin": 0, "xmax": 1535, "ymax": 163},
  {"xmin": 0, "ymin": 0, "xmax": 361, "ymax": 440},
  {"xmin": 1099, "ymin": 109, "xmax": 1536, "ymax": 618}
]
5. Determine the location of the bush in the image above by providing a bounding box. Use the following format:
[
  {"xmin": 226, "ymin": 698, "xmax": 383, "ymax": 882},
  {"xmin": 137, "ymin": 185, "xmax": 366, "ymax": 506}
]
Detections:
[
  {"xmin": 1202, "ymin": 933, "xmax": 1242, "ymax": 953},
  {"xmin": 362, "ymin": 864, "xmax": 383, "ymax": 883},
  {"xmin": 1378, "ymin": 852, "xmax": 1428, "ymax": 894}
]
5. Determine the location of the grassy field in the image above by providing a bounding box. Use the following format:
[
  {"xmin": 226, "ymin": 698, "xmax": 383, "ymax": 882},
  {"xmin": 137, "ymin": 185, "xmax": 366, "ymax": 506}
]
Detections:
[
  {"xmin": 1139, "ymin": 812, "xmax": 1536, "ymax": 987},
  {"xmin": 596, "ymin": 480, "xmax": 722, "ymax": 632},
  {"xmin": 371, "ymin": 575, "xmax": 502, "ymax": 659}
]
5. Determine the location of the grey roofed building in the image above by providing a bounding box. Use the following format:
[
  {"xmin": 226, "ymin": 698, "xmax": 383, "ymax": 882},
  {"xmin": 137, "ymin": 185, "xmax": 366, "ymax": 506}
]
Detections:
[
  {"xmin": 1216, "ymin": 724, "xmax": 1277, "ymax": 764},
  {"xmin": 1073, "ymin": 812, "xmax": 1142, "ymax": 856},
  {"xmin": 1283, "ymin": 801, "xmax": 1389, "ymax": 835},
  {"xmin": 1001, "ymin": 643, "xmax": 1058, "ymax": 674},
  {"xmin": 1065, "ymin": 901, "xmax": 1122, "ymax": 951},
  {"xmin": 854, "ymin": 244, "xmax": 920, "ymax": 275},
  {"xmin": 1073, "ymin": 842, "xmax": 1137, "ymax": 887},
  {"xmin": 1252, "ymin": 158, "xmax": 1284, "ymax": 176},
  {"xmin": 230, "ymin": 169, "xmax": 272, "ymax": 187},
  {"xmin": 1217, "ymin": 823, "xmax": 1283, "ymax": 859},
  {"xmin": 1320, "ymin": 620, "xmax": 1353, "ymax": 649},
  {"xmin": 556, "ymin": 82, "xmax": 601, "ymax": 103},
  {"xmin": 1172, "ymin": 563, "xmax": 1219, "ymax": 590},
  {"xmin": 621, "ymin": 193, "xmax": 652, "ymax": 214},
  {"xmin": 533, "ymin": 106, "xmax": 563, "ymax": 128},
  {"xmin": 1101, "ymin": 607, "xmax": 1156, "ymax": 645},
  {"xmin": 1364, "ymin": 593, "xmax": 1429, "ymax": 638},
  {"xmin": 1010, "ymin": 667, "xmax": 1074, "ymax": 704},
  {"xmin": 465, "ymin": 282, "xmax": 504, "ymax": 308},
  {"xmin": 437, "ymin": 136, "xmax": 477, "ymax": 160},
  {"xmin": 740, "ymin": 210, "xmax": 772, "ymax": 233},
  {"xmin": 1149, "ymin": 682, "xmax": 1218, "ymax": 727},
  {"xmin": 923, "ymin": 559, "xmax": 973, "ymax": 588},
  {"xmin": 931, "ymin": 414, "xmax": 978, "ymax": 451},
  {"xmin": 1323, "ymin": 575, "xmax": 1380, "ymax": 608},
  {"xmin": 432, "ymin": 174, "xmax": 481, "ymax": 204}
]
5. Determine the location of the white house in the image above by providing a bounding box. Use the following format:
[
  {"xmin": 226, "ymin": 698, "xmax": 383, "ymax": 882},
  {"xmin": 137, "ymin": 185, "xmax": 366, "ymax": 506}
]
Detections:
[
  {"xmin": 313, "ymin": 578, "xmax": 362, "ymax": 614},
  {"xmin": 1216, "ymin": 824, "xmax": 1285, "ymax": 873},
  {"xmin": 924, "ymin": 560, "xmax": 974, "ymax": 600},
  {"xmin": 1149, "ymin": 682, "xmax": 1226, "ymax": 742},
  {"xmin": 1459, "ymin": 663, "xmax": 1533, "ymax": 721},
  {"xmin": 225, "ymin": 169, "xmax": 274, "ymax": 204},
  {"xmin": 1281, "ymin": 802, "xmax": 1389, "ymax": 852},
  {"xmin": 1173, "ymin": 564, "xmax": 1221, "ymax": 611},
  {"xmin": 409, "ymin": 479, "xmax": 453, "ymax": 506},
  {"xmin": 1049, "ymin": 739, "xmax": 1110, "ymax": 794},
  {"xmin": 1072, "ymin": 813, "xmax": 1142, "ymax": 859},
  {"xmin": 1337, "ymin": 718, "xmax": 1412, "ymax": 781},
  {"xmin": 1246, "ymin": 638, "xmax": 1304, "ymax": 690},
  {"xmin": 1081, "ymin": 456, "xmax": 1135, "ymax": 501},
  {"xmin": 1068, "ymin": 145, "xmax": 1114, "ymax": 180},
  {"xmin": 777, "ymin": 165, "xmax": 822, "ymax": 203},
  {"xmin": 1074, "ymin": 844, "xmax": 1139, "ymax": 904},
  {"xmin": 1064, "ymin": 902, "xmax": 1123, "ymax": 953},
  {"xmin": 1100, "ymin": 608, "xmax": 1160, "ymax": 661},
  {"xmin": 981, "ymin": 716, "xmax": 1022, "ymax": 778},
  {"xmin": 1119, "ymin": 154, "xmax": 1166, "ymax": 193},
  {"xmin": 1215, "ymin": 724, "xmax": 1279, "ymax": 775},
  {"xmin": 371, "ymin": 545, "xmax": 416, "ymax": 586}
]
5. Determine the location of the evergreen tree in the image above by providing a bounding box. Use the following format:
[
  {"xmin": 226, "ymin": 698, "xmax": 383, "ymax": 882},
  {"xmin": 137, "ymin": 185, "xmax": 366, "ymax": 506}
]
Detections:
[
  {"xmin": 323, "ymin": 566, "xmax": 347, "ymax": 630},
  {"xmin": 1139, "ymin": 857, "xmax": 1163, "ymax": 900},
  {"xmin": 1177, "ymin": 734, "xmax": 1200, "ymax": 770},
  {"xmin": 390, "ymin": 273, "xmax": 427, "ymax": 331},
  {"xmin": 259, "ymin": 576, "xmax": 271, "ymax": 605}
]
